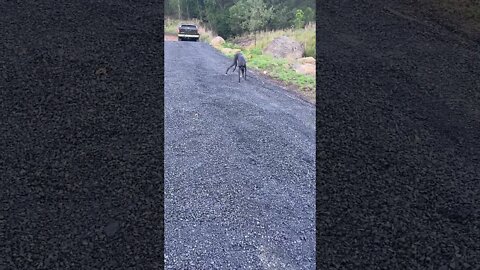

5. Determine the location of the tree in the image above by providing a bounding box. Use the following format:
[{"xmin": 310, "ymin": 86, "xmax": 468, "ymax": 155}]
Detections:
[
  {"xmin": 267, "ymin": 4, "xmax": 290, "ymax": 30},
  {"xmin": 185, "ymin": 0, "xmax": 190, "ymax": 19},
  {"xmin": 304, "ymin": 7, "xmax": 314, "ymax": 23},
  {"xmin": 228, "ymin": 0, "xmax": 248, "ymax": 34},
  {"xmin": 177, "ymin": 0, "xmax": 182, "ymax": 19},
  {"xmin": 229, "ymin": 0, "xmax": 272, "ymax": 42},
  {"xmin": 293, "ymin": 9, "xmax": 305, "ymax": 29}
]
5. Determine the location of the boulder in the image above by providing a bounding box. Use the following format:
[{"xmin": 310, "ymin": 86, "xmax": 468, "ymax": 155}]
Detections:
[
  {"xmin": 263, "ymin": 36, "xmax": 305, "ymax": 59},
  {"xmin": 293, "ymin": 63, "xmax": 316, "ymax": 76},
  {"xmin": 210, "ymin": 36, "xmax": 225, "ymax": 47},
  {"xmin": 297, "ymin": 57, "xmax": 316, "ymax": 65}
]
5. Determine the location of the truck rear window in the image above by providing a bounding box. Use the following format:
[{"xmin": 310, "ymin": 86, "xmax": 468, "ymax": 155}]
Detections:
[{"xmin": 180, "ymin": 25, "xmax": 197, "ymax": 29}]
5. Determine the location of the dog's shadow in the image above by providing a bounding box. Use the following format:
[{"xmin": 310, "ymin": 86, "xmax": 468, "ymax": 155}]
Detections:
[
  {"xmin": 212, "ymin": 73, "xmax": 239, "ymax": 80},
  {"xmin": 216, "ymin": 73, "xmax": 250, "ymax": 81}
]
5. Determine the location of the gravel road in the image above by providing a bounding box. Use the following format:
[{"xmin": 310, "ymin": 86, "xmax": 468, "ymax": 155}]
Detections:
[
  {"xmin": 1, "ymin": 2, "xmax": 164, "ymax": 268},
  {"xmin": 317, "ymin": 1, "xmax": 480, "ymax": 269},
  {"xmin": 164, "ymin": 41, "xmax": 316, "ymax": 269}
]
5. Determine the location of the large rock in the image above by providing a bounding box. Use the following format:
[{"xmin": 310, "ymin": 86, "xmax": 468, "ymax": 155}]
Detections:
[
  {"xmin": 293, "ymin": 63, "xmax": 316, "ymax": 76},
  {"xmin": 263, "ymin": 36, "xmax": 305, "ymax": 59},
  {"xmin": 297, "ymin": 57, "xmax": 316, "ymax": 65},
  {"xmin": 210, "ymin": 36, "xmax": 225, "ymax": 47}
]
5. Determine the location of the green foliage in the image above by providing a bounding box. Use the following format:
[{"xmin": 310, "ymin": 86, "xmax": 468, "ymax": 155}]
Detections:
[
  {"xmin": 229, "ymin": 0, "xmax": 273, "ymax": 36},
  {"xmin": 250, "ymin": 47, "xmax": 262, "ymax": 55},
  {"xmin": 164, "ymin": 0, "xmax": 315, "ymax": 37},
  {"xmin": 248, "ymin": 0, "xmax": 273, "ymax": 33},
  {"xmin": 202, "ymin": 0, "xmax": 235, "ymax": 38},
  {"xmin": 294, "ymin": 9, "xmax": 305, "ymax": 29},
  {"xmin": 228, "ymin": 0, "xmax": 249, "ymax": 34},
  {"xmin": 304, "ymin": 7, "xmax": 315, "ymax": 23},
  {"xmin": 268, "ymin": 5, "xmax": 291, "ymax": 30}
]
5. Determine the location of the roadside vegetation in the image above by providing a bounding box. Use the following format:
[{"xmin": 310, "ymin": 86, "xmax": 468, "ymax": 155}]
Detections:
[{"xmin": 164, "ymin": 19, "xmax": 180, "ymax": 35}]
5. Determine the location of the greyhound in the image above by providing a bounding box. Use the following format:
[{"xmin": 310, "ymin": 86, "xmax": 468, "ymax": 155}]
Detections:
[{"xmin": 225, "ymin": 52, "xmax": 247, "ymax": 83}]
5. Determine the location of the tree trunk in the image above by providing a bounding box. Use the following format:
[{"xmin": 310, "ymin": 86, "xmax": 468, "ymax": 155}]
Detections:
[
  {"xmin": 177, "ymin": 0, "xmax": 182, "ymax": 20},
  {"xmin": 196, "ymin": 0, "xmax": 201, "ymax": 19}
]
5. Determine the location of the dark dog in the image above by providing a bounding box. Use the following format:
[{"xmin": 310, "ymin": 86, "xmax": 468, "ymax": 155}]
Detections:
[{"xmin": 225, "ymin": 52, "xmax": 247, "ymax": 83}]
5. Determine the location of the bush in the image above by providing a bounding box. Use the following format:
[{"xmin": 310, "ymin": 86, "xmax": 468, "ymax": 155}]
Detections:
[{"xmin": 293, "ymin": 9, "xmax": 305, "ymax": 29}]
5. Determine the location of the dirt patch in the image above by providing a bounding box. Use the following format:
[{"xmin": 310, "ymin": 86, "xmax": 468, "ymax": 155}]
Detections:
[
  {"xmin": 165, "ymin": 34, "xmax": 177, "ymax": 41},
  {"xmin": 263, "ymin": 36, "xmax": 305, "ymax": 59},
  {"xmin": 233, "ymin": 36, "xmax": 256, "ymax": 48}
]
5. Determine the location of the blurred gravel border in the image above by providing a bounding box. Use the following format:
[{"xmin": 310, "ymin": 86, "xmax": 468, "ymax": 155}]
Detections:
[
  {"xmin": 1, "ymin": 1, "xmax": 164, "ymax": 269},
  {"xmin": 317, "ymin": 1, "xmax": 480, "ymax": 269}
]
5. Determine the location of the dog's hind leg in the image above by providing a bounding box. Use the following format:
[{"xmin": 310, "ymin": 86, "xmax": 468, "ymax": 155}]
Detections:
[
  {"xmin": 226, "ymin": 53, "xmax": 240, "ymax": 74},
  {"xmin": 225, "ymin": 62, "xmax": 235, "ymax": 74},
  {"xmin": 244, "ymin": 66, "xmax": 247, "ymax": 80}
]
